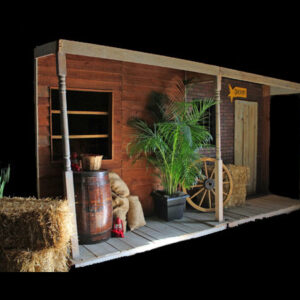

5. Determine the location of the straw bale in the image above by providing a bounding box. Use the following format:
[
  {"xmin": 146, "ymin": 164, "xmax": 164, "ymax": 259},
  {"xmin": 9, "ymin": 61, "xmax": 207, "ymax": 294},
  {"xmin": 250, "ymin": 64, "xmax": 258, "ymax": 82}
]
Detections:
[
  {"xmin": 127, "ymin": 195, "xmax": 146, "ymax": 231},
  {"xmin": 112, "ymin": 196, "xmax": 129, "ymax": 233},
  {"xmin": 225, "ymin": 164, "xmax": 249, "ymax": 208},
  {"xmin": 109, "ymin": 172, "xmax": 130, "ymax": 197},
  {"xmin": 0, "ymin": 246, "xmax": 70, "ymax": 272},
  {"xmin": 226, "ymin": 164, "xmax": 250, "ymax": 184},
  {"xmin": 0, "ymin": 197, "xmax": 73, "ymax": 251}
]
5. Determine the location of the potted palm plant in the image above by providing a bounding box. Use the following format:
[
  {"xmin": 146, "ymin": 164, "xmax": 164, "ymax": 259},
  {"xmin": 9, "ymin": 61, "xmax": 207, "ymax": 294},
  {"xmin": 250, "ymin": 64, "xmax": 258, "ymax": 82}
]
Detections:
[{"xmin": 127, "ymin": 91, "xmax": 215, "ymax": 221}]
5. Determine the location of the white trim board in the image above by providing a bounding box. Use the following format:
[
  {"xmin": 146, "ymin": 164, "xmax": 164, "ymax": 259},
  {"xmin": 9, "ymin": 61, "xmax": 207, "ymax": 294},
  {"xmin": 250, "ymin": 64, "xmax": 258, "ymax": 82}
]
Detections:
[{"xmin": 34, "ymin": 39, "xmax": 300, "ymax": 95}]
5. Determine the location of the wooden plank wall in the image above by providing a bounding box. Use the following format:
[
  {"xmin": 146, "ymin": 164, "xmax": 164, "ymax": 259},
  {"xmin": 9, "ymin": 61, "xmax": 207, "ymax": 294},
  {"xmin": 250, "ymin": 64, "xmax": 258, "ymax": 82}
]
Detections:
[{"xmin": 37, "ymin": 54, "xmax": 184, "ymax": 215}]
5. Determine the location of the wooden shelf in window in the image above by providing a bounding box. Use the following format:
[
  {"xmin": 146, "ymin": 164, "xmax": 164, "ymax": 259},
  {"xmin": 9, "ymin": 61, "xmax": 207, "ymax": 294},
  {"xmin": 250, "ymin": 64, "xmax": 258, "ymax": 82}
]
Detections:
[
  {"xmin": 52, "ymin": 134, "xmax": 109, "ymax": 139},
  {"xmin": 51, "ymin": 110, "xmax": 109, "ymax": 115}
]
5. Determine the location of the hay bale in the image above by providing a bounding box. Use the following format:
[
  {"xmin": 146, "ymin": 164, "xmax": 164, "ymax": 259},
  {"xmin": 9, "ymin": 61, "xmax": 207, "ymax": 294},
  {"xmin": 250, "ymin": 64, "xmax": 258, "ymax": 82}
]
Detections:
[
  {"xmin": 0, "ymin": 197, "xmax": 73, "ymax": 251},
  {"xmin": 225, "ymin": 164, "xmax": 250, "ymax": 208},
  {"xmin": 227, "ymin": 164, "xmax": 249, "ymax": 184},
  {"xmin": 112, "ymin": 196, "xmax": 129, "ymax": 233},
  {"xmin": 109, "ymin": 172, "xmax": 130, "ymax": 198},
  {"xmin": 0, "ymin": 246, "xmax": 69, "ymax": 272},
  {"xmin": 127, "ymin": 195, "xmax": 146, "ymax": 231}
]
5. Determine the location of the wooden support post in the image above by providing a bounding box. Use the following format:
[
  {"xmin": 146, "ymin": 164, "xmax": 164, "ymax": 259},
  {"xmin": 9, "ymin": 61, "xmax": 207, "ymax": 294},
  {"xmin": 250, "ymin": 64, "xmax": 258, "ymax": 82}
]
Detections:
[
  {"xmin": 34, "ymin": 58, "xmax": 40, "ymax": 198},
  {"xmin": 56, "ymin": 50, "xmax": 80, "ymax": 259},
  {"xmin": 215, "ymin": 73, "xmax": 223, "ymax": 222}
]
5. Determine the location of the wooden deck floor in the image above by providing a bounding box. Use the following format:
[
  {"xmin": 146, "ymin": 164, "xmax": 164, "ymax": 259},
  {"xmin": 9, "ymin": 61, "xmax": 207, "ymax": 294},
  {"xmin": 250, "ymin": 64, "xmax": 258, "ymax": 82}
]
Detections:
[{"xmin": 72, "ymin": 194, "xmax": 300, "ymax": 268}]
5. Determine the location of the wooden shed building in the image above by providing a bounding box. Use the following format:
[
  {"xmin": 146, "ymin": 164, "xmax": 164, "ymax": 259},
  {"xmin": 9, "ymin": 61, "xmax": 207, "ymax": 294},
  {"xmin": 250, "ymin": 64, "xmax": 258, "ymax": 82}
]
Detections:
[{"xmin": 34, "ymin": 40, "xmax": 300, "ymax": 265}]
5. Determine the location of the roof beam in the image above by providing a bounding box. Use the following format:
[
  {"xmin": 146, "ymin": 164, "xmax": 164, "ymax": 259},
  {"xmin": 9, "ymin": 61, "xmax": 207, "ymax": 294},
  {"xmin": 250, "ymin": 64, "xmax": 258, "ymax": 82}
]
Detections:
[
  {"xmin": 220, "ymin": 67, "xmax": 300, "ymax": 93},
  {"xmin": 33, "ymin": 39, "xmax": 300, "ymax": 93},
  {"xmin": 270, "ymin": 86, "xmax": 300, "ymax": 96},
  {"xmin": 60, "ymin": 39, "xmax": 219, "ymax": 76}
]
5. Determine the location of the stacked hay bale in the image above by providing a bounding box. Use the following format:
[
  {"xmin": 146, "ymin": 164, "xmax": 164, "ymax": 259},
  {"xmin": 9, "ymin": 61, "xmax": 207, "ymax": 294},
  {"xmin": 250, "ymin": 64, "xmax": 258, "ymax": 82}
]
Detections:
[
  {"xmin": 0, "ymin": 197, "xmax": 73, "ymax": 272},
  {"xmin": 225, "ymin": 164, "xmax": 250, "ymax": 208},
  {"xmin": 109, "ymin": 172, "xmax": 146, "ymax": 232}
]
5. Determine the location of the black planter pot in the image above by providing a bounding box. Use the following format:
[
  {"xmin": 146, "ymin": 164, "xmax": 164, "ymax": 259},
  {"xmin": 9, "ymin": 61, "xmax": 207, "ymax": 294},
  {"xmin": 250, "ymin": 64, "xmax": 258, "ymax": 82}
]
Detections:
[{"xmin": 151, "ymin": 190, "xmax": 189, "ymax": 221}]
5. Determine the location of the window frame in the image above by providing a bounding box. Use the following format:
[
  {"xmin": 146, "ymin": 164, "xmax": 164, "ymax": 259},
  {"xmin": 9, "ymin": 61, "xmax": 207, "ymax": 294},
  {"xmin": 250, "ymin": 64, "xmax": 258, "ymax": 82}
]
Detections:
[{"xmin": 49, "ymin": 87, "xmax": 114, "ymax": 163}]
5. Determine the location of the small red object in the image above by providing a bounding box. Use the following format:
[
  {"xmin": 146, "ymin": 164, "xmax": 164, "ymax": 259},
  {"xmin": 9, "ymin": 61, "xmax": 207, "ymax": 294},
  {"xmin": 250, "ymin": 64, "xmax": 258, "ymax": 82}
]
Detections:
[
  {"xmin": 111, "ymin": 217, "xmax": 124, "ymax": 238},
  {"xmin": 71, "ymin": 152, "xmax": 81, "ymax": 171},
  {"xmin": 71, "ymin": 163, "xmax": 81, "ymax": 172},
  {"xmin": 71, "ymin": 152, "xmax": 78, "ymax": 159}
]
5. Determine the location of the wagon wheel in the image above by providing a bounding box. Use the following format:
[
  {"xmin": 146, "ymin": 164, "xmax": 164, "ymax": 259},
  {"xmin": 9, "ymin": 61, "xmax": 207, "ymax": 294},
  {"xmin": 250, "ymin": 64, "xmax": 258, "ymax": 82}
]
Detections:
[{"xmin": 182, "ymin": 157, "xmax": 233, "ymax": 212}]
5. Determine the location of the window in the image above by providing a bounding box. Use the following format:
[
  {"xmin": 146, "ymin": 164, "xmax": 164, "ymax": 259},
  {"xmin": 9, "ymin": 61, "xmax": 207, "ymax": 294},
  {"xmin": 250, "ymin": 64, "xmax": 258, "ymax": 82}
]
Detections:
[{"xmin": 50, "ymin": 88, "xmax": 112, "ymax": 161}]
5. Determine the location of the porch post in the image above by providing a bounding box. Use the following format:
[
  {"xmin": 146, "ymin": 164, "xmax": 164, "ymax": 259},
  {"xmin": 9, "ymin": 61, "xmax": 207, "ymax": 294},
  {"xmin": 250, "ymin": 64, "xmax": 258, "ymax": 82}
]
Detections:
[
  {"xmin": 56, "ymin": 49, "xmax": 80, "ymax": 259},
  {"xmin": 215, "ymin": 73, "xmax": 223, "ymax": 222}
]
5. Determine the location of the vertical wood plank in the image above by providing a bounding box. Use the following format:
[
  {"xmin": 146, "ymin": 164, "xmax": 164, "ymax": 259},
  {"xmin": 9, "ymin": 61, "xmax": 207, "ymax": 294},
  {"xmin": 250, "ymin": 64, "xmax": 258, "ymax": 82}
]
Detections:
[
  {"xmin": 243, "ymin": 103, "xmax": 249, "ymax": 191},
  {"xmin": 248, "ymin": 104, "xmax": 254, "ymax": 192},
  {"xmin": 247, "ymin": 102, "xmax": 258, "ymax": 194},
  {"xmin": 234, "ymin": 101, "xmax": 243, "ymax": 165},
  {"xmin": 253, "ymin": 103, "xmax": 258, "ymax": 193},
  {"xmin": 234, "ymin": 100, "xmax": 258, "ymax": 195}
]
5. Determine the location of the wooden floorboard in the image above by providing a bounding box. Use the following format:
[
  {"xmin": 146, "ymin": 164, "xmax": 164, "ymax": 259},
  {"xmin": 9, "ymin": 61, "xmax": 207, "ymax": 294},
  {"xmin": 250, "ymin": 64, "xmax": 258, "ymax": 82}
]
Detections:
[
  {"xmin": 105, "ymin": 236, "xmax": 135, "ymax": 251},
  {"xmin": 79, "ymin": 245, "xmax": 97, "ymax": 260},
  {"xmin": 118, "ymin": 231, "xmax": 153, "ymax": 248},
  {"xmin": 72, "ymin": 194, "xmax": 300, "ymax": 268},
  {"xmin": 223, "ymin": 210, "xmax": 247, "ymax": 221},
  {"xmin": 135, "ymin": 225, "xmax": 169, "ymax": 241},
  {"xmin": 144, "ymin": 218, "xmax": 188, "ymax": 237},
  {"xmin": 166, "ymin": 216, "xmax": 212, "ymax": 233},
  {"xmin": 84, "ymin": 242, "xmax": 120, "ymax": 257},
  {"xmin": 183, "ymin": 211, "xmax": 227, "ymax": 227},
  {"xmin": 226, "ymin": 195, "xmax": 300, "ymax": 228}
]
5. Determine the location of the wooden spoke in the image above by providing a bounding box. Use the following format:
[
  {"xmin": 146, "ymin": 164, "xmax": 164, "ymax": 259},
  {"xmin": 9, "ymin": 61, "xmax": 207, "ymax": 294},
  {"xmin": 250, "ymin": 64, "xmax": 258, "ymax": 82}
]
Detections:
[
  {"xmin": 223, "ymin": 181, "xmax": 230, "ymax": 184},
  {"xmin": 193, "ymin": 184, "xmax": 203, "ymax": 188},
  {"xmin": 204, "ymin": 161, "xmax": 208, "ymax": 178},
  {"xmin": 210, "ymin": 168, "xmax": 215, "ymax": 179},
  {"xmin": 208, "ymin": 191, "xmax": 212, "ymax": 208},
  {"xmin": 223, "ymin": 191, "xmax": 228, "ymax": 196},
  {"xmin": 190, "ymin": 188, "xmax": 204, "ymax": 200},
  {"xmin": 198, "ymin": 190, "xmax": 207, "ymax": 207}
]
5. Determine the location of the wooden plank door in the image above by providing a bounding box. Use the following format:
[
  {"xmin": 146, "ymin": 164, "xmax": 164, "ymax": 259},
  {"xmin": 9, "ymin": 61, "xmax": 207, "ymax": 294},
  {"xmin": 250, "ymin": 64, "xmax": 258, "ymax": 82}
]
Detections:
[{"xmin": 234, "ymin": 100, "xmax": 258, "ymax": 194}]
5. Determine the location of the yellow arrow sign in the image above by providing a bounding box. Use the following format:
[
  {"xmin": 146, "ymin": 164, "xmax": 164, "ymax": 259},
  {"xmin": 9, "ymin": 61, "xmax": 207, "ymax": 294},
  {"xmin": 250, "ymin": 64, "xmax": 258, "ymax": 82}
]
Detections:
[{"xmin": 228, "ymin": 84, "xmax": 247, "ymax": 102}]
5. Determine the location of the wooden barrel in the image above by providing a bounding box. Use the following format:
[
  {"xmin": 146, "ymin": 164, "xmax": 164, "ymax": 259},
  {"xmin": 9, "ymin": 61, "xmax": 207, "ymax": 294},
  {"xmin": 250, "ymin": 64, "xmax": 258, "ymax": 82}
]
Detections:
[{"xmin": 74, "ymin": 170, "xmax": 112, "ymax": 244}]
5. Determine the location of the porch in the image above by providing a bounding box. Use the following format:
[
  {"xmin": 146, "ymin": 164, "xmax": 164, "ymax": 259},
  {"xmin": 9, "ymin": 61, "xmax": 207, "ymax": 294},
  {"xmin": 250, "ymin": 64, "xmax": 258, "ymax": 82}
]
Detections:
[{"xmin": 72, "ymin": 194, "xmax": 300, "ymax": 268}]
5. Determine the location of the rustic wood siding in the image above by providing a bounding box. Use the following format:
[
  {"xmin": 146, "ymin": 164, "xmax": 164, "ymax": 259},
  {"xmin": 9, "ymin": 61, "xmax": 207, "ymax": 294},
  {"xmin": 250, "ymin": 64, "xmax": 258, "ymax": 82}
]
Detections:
[
  {"xmin": 37, "ymin": 54, "xmax": 184, "ymax": 215},
  {"xmin": 37, "ymin": 55, "xmax": 270, "ymax": 214}
]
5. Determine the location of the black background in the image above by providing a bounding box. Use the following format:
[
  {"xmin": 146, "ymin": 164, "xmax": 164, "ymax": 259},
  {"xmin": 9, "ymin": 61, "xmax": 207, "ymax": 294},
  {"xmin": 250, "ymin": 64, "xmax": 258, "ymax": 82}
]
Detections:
[{"xmin": 0, "ymin": 6, "xmax": 299, "ymax": 289}]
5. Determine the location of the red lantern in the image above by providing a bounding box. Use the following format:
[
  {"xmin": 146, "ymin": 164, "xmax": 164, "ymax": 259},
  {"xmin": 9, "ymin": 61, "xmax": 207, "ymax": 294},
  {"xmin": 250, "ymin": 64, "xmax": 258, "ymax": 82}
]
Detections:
[{"xmin": 111, "ymin": 217, "xmax": 124, "ymax": 238}]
